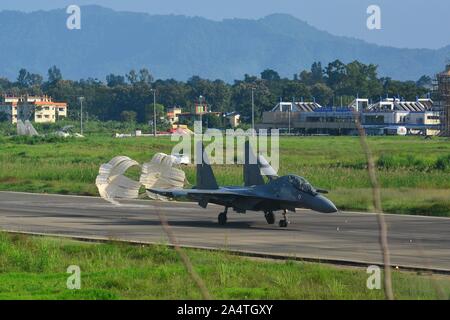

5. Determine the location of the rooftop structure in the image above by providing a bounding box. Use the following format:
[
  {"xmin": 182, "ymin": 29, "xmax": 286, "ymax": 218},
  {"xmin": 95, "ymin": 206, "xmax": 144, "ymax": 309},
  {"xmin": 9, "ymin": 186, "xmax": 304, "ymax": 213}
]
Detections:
[
  {"xmin": 367, "ymin": 98, "xmax": 434, "ymax": 112},
  {"xmin": 270, "ymin": 101, "xmax": 321, "ymax": 112}
]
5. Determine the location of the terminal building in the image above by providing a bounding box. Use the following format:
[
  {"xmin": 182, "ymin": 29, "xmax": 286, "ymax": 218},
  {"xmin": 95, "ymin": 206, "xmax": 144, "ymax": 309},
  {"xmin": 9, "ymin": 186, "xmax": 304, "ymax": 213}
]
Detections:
[
  {"xmin": 0, "ymin": 95, "xmax": 68, "ymax": 124},
  {"xmin": 362, "ymin": 98, "xmax": 440, "ymax": 136},
  {"xmin": 257, "ymin": 97, "xmax": 440, "ymax": 136}
]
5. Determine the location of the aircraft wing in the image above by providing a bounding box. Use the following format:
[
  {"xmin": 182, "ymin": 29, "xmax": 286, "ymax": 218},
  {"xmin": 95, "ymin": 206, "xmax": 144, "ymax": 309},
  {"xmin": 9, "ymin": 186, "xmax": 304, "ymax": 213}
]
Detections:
[
  {"xmin": 147, "ymin": 186, "xmax": 285, "ymax": 203},
  {"xmin": 147, "ymin": 187, "xmax": 253, "ymax": 198}
]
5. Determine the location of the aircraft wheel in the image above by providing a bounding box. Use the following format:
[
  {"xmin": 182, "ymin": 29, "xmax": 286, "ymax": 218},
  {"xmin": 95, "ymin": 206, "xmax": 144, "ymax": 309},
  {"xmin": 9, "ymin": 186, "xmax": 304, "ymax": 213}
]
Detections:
[
  {"xmin": 279, "ymin": 220, "xmax": 288, "ymax": 228},
  {"xmin": 264, "ymin": 211, "xmax": 275, "ymax": 224},
  {"xmin": 218, "ymin": 212, "xmax": 227, "ymax": 225}
]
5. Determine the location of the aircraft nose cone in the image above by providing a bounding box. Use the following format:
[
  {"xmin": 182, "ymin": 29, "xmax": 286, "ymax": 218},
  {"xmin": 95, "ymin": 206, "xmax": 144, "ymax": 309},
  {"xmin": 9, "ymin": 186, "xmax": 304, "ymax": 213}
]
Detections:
[{"xmin": 313, "ymin": 195, "xmax": 338, "ymax": 213}]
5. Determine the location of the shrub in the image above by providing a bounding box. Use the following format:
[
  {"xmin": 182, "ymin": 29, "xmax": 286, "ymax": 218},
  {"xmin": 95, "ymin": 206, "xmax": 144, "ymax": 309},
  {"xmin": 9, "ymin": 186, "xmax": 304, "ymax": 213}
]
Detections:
[
  {"xmin": 376, "ymin": 154, "xmax": 427, "ymax": 170},
  {"xmin": 435, "ymin": 154, "xmax": 450, "ymax": 171}
]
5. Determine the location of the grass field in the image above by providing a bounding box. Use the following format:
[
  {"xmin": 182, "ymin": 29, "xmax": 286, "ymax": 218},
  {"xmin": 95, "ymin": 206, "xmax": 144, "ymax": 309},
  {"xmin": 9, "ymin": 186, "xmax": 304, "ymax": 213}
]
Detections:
[
  {"xmin": 0, "ymin": 135, "xmax": 449, "ymax": 216},
  {"xmin": 0, "ymin": 232, "xmax": 448, "ymax": 300}
]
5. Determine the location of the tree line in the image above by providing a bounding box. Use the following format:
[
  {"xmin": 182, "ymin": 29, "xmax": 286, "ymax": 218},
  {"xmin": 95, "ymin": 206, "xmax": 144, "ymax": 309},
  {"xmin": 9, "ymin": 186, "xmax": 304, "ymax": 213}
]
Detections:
[{"xmin": 0, "ymin": 60, "xmax": 432, "ymax": 125}]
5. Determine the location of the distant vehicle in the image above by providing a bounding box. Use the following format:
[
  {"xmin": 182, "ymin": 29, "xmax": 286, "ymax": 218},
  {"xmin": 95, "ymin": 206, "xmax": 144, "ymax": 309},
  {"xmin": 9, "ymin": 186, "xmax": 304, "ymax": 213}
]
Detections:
[
  {"xmin": 385, "ymin": 126, "xmax": 407, "ymax": 136},
  {"xmin": 149, "ymin": 142, "xmax": 338, "ymax": 228}
]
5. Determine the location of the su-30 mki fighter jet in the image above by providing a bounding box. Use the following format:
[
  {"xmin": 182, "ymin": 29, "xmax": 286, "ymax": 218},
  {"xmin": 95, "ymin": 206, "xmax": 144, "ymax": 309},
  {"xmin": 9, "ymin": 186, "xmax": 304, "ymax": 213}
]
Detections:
[{"xmin": 148, "ymin": 142, "xmax": 338, "ymax": 228}]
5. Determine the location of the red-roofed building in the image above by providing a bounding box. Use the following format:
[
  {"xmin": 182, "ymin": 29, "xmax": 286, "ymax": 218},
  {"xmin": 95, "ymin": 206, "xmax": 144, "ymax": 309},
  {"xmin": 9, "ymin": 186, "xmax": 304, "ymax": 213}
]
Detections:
[{"xmin": 0, "ymin": 95, "xmax": 68, "ymax": 123}]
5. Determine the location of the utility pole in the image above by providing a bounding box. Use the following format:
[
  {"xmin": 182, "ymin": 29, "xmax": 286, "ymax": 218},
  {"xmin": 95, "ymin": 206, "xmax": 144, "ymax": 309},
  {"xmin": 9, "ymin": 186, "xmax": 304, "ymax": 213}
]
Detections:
[
  {"xmin": 289, "ymin": 97, "xmax": 294, "ymax": 135},
  {"xmin": 151, "ymin": 89, "xmax": 156, "ymax": 137},
  {"xmin": 251, "ymin": 88, "xmax": 255, "ymax": 136},
  {"xmin": 199, "ymin": 95, "xmax": 203, "ymax": 134},
  {"xmin": 78, "ymin": 96, "xmax": 84, "ymax": 135}
]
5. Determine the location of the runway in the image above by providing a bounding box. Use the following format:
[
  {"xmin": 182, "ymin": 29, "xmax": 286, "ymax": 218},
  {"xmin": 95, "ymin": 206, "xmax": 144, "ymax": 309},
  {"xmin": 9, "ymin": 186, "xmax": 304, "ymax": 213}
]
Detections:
[{"xmin": 1, "ymin": 191, "xmax": 449, "ymax": 272}]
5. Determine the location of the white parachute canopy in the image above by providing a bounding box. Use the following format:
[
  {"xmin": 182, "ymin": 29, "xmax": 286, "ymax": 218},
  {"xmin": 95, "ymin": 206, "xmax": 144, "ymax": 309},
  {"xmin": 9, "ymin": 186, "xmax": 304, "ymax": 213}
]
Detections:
[
  {"xmin": 17, "ymin": 120, "xmax": 39, "ymax": 136},
  {"xmin": 25, "ymin": 120, "xmax": 39, "ymax": 136},
  {"xmin": 96, "ymin": 153, "xmax": 186, "ymax": 203},
  {"xmin": 140, "ymin": 153, "xmax": 186, "ymax": 200},
  {"xmin": 16, "ymin": 120, "xmax": 27, "ymax": 136},
  {"xmin": 95, "ymin": 156, "xmax": 142, "ymax": 201}
]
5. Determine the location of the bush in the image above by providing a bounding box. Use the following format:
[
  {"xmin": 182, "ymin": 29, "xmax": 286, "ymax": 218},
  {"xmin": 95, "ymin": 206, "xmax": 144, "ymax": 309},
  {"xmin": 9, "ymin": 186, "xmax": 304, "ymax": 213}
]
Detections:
[
  {"xmin": 8, "ymin": 135, "xmax": 73, "ymax": 145},
  {"xmin": 0, "ymin": 122, "xmax": 15, "ymax": 136},
  {"xmin": 376, "ymin": 154, "xmax": 427, "ymax": 170},
  {"xmin": 435, "ymin": 154, "xmax": 450, "ymax": 171}
]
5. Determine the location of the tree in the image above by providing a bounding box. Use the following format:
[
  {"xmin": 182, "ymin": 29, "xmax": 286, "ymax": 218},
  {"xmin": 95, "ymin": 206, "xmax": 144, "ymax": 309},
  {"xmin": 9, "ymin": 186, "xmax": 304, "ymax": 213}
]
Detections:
[
  {"xmin": 17, "ymin": 69, "xmax": 43, "ymax": 88},
  {"xmin": 416, "ymin": 75, "xmax": 433, "ymax": 89},
  {"xmin": 28, "ymin": 73, "xmax": 43, "ymax": 87},
  {"xmin": 48, "ymin": 66, "xmax": 62, "ymax": 84},
  {"xmin": 203, "ymin": 113, "xmax": 222, "ymax": 128},
  {"xmin": 311, "ymin": 83, "xmax": 334, "ymax": 106},
  {"xmin": 126, "ymin": 70, "xmax": 138, "ymax": 85},
  {"xmin": 282, "ymin": 81, "xmax": 311, "ymax": 101},
  {"xmin": 310, "ymin": 62, "xmax": 324, "ymax": 83},
  {"xmin": 120, "ymin": 110, "xmax": 137, "ymax": 123},
  {"xmin": 17, "ymin": 69, "xmax": 29, "ymax": 87},
  {"xmin": 299, "ymin": 70, "xmax": 313, "ymax": 85},
  {"xmin": 106, "ymin": 74, "xmax": 126, "ymax": 87},
  {"xmin": 144, "ymin": 103, "xmax": 165, "ymax": 124},
  {"xmin": 325, "ymin": 60, "xmax": 346, "ymax": 89},
  {"xmin": 231, "ymin": 80, "xmax": 273, "ymax": 121},
  {"xmin": 261, "ymin": 69, "xmax": 280, "ymax": 82},
  {"xmin": 0, "ymin": 111, "xmax": 10, "ymax": 122},
  {"xmin": 138, "ymin": 68, "xmax": 154, "ymax": 84},
  {"xmin": 1, "ymin": 62, "xmax": 430, "ymax": 126}
]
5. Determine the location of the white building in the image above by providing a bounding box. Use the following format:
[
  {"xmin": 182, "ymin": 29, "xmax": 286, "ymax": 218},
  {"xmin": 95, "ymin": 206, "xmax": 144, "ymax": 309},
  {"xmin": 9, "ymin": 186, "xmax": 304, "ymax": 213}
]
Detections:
[{"xmin": 0, "ymin": 95, "xmax": 68, "ymax": 124}]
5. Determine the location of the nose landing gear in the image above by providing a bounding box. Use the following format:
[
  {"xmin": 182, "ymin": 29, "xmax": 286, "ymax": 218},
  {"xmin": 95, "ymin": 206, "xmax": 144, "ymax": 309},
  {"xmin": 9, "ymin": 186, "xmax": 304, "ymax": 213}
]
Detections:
[
  {"xmin": 279, "ymin": 209, "xmax": 289, "ymax": 228},
  {"xmin": 218, "ymin": 206, "xmax": 228, "ymax": 225}
]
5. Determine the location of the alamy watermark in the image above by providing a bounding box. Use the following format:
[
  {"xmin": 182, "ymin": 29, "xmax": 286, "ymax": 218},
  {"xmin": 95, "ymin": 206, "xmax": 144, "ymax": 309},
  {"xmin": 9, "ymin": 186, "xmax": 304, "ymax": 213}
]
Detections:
[
  {"xmin": 366, "ymin": 265, "xmax": 381, "ymax": 290},
  {"xmin": 67, "ymin": 265, "xmax": 81, "ymax": 290},
  {"xmin": 171, "ymin": 121, "xmax": 280, "ymax": 173},
  {"xmin": 367, "ymin": 5, "xmax": 381, "ymax": 30},
  {"xmin": 66, "ymin": 5, "xmax": 81, "ymax": 30}
]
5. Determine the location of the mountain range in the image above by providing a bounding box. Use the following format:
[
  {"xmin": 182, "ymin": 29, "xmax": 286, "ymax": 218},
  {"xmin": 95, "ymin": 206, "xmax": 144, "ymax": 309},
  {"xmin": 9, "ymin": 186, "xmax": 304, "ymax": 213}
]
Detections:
[{"xmin": 0, "ymin": 5, "xmax": 448, "ymax": 82}]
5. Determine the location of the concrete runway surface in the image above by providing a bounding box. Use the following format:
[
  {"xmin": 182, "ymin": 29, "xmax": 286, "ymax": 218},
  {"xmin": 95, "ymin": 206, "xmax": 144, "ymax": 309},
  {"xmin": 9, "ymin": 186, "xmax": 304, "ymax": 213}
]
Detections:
[{"xmin": 0, "ymin": 191, "xmax": 449, "ymax": 272}]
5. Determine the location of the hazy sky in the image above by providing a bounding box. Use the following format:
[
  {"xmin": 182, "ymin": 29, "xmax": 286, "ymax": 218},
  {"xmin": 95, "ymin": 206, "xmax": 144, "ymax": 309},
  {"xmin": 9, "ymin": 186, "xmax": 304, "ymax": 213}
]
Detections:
[{"xmin": 1, "ymin": 0, "xmax": 449, "ymax": 49}]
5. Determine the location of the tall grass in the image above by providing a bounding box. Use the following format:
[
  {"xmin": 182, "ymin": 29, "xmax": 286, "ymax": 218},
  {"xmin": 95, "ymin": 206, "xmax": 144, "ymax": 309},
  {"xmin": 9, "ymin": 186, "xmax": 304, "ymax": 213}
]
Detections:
[{"xmin": 0, "ymin": 233, "xmax": 449, "ymax": 299}]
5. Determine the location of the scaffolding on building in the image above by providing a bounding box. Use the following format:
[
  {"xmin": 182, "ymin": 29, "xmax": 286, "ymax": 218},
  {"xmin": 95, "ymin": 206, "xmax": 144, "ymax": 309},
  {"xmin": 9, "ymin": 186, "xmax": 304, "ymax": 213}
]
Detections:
[{"xmin": 436, "ymin": 65, "xmax": 450, "ymax": 137}]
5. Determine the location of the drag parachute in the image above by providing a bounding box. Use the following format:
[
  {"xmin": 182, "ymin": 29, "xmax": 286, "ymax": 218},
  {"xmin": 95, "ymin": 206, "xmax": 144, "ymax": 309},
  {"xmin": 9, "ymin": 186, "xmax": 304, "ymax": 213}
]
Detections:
[
  {"xmin": 95, "ymin": 156, "xmax": 142, "ymax": 201},
  {"xmin": 95, "ymin": 153, "xmax": 186, "ymax": 203}
]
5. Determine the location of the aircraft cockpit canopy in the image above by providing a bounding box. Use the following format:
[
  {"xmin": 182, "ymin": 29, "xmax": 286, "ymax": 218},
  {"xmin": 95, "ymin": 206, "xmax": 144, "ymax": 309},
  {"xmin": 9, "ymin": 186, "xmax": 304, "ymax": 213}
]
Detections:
[{"xmin": 288, "ymin": 175, "xmax": 317, "ymax": 195}]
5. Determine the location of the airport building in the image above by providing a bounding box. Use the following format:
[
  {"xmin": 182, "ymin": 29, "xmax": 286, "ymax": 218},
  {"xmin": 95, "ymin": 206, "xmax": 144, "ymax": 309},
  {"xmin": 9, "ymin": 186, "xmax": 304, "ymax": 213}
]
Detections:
[
  {"xmin": 363, "ymin": 98, "xmax": 440, "ymax": 136},
  {"xmin": 0, "ymin": 95, "xmax": 68, "ymax": 124},
  {"xmin": 257, "ymin": 97, "xmax": 440, "ymax": 136},
  {"xmin": 223, "ymin": 111, "xmax": 241, "ymax": 128},
  {"xmin": 166, "ymin": 106, "xmax": 183, "ymax": 124}
]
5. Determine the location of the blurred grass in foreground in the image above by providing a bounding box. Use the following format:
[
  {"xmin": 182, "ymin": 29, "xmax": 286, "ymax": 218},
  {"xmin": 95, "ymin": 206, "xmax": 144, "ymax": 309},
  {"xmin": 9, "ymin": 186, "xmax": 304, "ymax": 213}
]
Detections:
[{"xmin": 0, "ymin": 233, "xmax": 448, "ymax": 300}]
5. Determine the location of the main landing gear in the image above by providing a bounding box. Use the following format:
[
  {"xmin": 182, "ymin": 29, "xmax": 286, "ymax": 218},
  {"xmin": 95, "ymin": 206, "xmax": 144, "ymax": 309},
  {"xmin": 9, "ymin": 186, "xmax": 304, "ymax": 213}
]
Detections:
[
  {"xmin": 218, "ymin": 207, "xmax": 228, "ymax": 225},
  {"xmin": 279, "ymin": 209, "xmax": 289, "ymax": 228},
  {"xmin": 264, "ymin": 211, "xmax": 275, "ymax": 225}
]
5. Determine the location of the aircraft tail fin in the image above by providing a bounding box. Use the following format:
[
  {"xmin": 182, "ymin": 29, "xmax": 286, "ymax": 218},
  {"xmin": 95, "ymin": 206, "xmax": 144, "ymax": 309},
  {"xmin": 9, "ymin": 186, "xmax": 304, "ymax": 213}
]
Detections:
[
  {"xmin": 196, "ymin": 142, "xmax": 219, "ymax": 190},
  {"xmin": 244, "ymin": 140, "xmax": 265, "ymax": 186}
]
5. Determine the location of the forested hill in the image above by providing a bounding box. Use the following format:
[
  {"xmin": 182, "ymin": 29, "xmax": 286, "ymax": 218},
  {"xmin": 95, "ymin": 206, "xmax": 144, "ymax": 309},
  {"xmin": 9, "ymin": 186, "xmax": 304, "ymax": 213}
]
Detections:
[{"xmin": 0, "ymin": 5, "xmax": 448, "ymax": 82}]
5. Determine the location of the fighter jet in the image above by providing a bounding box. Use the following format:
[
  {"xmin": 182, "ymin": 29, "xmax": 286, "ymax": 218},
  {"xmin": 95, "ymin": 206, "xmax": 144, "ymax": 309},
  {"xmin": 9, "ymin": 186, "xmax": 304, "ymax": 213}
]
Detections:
[{"xmin": 148, "ymin": 142, "xmax": 338, "ymax": 228}]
